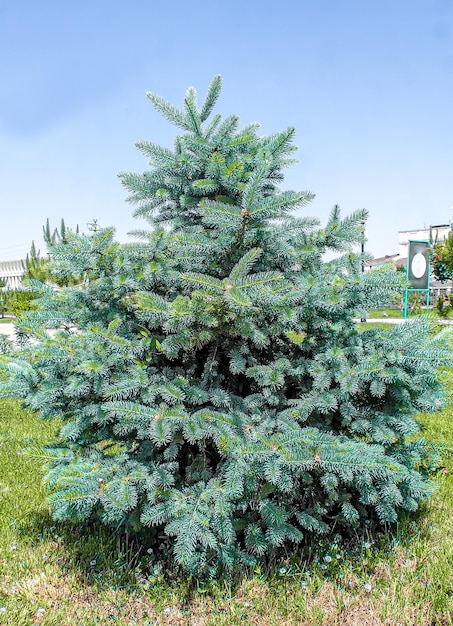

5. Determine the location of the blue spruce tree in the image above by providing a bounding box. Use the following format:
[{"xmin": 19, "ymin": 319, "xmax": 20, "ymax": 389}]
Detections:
[{"xmin": 0, "ymin": 76, "xmax": 450, "ymax": 577}]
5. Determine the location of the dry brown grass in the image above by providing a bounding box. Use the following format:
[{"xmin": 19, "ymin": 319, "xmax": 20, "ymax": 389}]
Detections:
[{"xmin": 1, "ymin": 558, "xmax": 450, "ymax": 626}]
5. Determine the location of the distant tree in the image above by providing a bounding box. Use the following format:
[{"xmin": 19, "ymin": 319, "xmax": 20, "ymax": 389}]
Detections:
[
  {"xmin": 24, "ymin": 240, "xmax": 50, "ymax": 284},
  {"xmin": 431, "ymin": 231, "xmax": 453, "ymax": 282},
  {"xmin": 24, "ymin": 219, "xmax": 81, "ymax": 287},
  {"xmin": 5, "ymin": 290, "xmax": 37, "ymax": 316},
  {"xmin": 43, "ymin": 217, "xmax": 75, "ymax": 246},
  {"xmin": 0, "ymin": 279, "xmax": 7, "ymax": 318}
]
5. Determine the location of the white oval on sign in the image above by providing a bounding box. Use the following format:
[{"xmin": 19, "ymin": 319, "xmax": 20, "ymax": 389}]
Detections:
[{"xmin": 411, "ymin": 252, "xmax": 427, "ymax": 279}]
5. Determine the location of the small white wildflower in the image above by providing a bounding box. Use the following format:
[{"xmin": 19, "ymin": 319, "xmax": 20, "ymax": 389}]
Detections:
[
  {"xmin": 363, "ymin": 582, "xmax": 372, "ymax": 593},
  {"xmin": 36, "ymin": 607, "xmax": 46, "ymax": 615},
  {"xmin": 279, "ymin": 567, "xmax": 287, "ymax": 575},
  {"xmin": 0, "ymin": 607, "xmax": 6, "ymax": 613},
  {"xmin": 90, "ymin": 559, "xmax": 97, "ymax": 566},
  {"xmin": 324, "ymin": 555, "xmax": 332, "ymax": 563},
  {"xmin": 9, "ymin": 544, "xmax": 17, "ymax": 551}
]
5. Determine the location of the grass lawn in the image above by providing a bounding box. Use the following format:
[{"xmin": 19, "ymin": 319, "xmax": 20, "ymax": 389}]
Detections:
[
  {"xmin": 0, "ymin": 385, "xmax": 452, "ymax": 624},
  {"xmin": 367, "ymin": 308, "xmax": 403, "ymax": 319},
  {"xmin": 367, "ymin": 307, "xmax": 453, "ymax": 320}
]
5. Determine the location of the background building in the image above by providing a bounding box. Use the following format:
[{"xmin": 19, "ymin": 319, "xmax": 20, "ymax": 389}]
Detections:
[
  {"xmin": 0, "ymin": 260, "xmax": 25, "ymax": 290},
  {"xmin": 398, "ymin": 224, "xmax": 451, "ymax": 258}
]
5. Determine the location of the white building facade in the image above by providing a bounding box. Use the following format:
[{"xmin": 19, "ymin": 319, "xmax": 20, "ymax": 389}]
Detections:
[
  {"xmin": 398, "ymin": 224, "xmax": 451, "ymax": 258},
  {"xmin": 0, "ymin": 259, "xmax": 25, "ymax": 290}
]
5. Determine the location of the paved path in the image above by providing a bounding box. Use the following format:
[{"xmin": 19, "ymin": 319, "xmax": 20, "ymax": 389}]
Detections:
[
  {"xmin": 0, "ymin": 322, "xmax": 16, "ymax": 341},
  {"xmin": 354, "ymin": 317, "xmax": 453, "ymax": 325}
]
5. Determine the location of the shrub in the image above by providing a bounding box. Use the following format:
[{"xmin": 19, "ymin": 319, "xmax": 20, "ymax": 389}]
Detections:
[{"xmin": 5, "ymin": 290, "xmax": 37, "ymax": 316}]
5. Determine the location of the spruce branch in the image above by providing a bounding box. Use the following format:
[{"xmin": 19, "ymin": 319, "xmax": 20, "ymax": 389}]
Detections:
[
  {"xmin": 199, "ymin": 75, "xmax": 223, "ymax": 122},
  {"xmin": 146, "ymin": 91, "xmax": 193, "ymax": 132}
]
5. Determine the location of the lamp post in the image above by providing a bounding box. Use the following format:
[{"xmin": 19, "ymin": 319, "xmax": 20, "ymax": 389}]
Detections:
[
  {"xmin": 360, "ymin": 219, "xmax": 366, "ymax": 322},
  {"xmin": 361, "ymin": 221, "xmax": 365, "ymax": 274},
  {"xmin": 87, "ymin": 219, "xmax": 100, "ymax": 233}
]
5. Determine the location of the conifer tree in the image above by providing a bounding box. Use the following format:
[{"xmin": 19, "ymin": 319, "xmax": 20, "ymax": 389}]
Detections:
[
  {"xmin": 0, "ymin": 76, "xmax": 450, "ymax": 577},
  {"xmin": 24, "ymin": 219, "xmax": 81, "ymax": 287}
]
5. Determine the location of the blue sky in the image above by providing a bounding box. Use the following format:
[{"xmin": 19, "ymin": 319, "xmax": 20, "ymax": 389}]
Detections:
[{"xmin": 1, "ymin": 0, "xmax": 452, "ymax": 261}]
